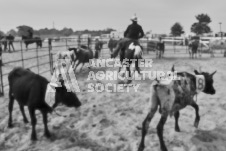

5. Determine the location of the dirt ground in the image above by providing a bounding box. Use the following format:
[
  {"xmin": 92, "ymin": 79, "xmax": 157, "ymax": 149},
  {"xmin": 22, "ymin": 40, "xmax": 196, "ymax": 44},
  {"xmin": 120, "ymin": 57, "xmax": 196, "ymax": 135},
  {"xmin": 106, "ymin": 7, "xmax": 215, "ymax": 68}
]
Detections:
[{"xmin": 0, "ymin": 48, "xmax": 226, "ymax": 151}]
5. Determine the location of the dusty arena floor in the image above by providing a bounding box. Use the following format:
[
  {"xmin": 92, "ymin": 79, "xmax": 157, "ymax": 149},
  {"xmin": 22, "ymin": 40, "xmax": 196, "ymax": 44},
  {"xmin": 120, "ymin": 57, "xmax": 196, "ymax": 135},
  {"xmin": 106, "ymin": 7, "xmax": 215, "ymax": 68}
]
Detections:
[{"xmin": 0, "ymin": 52, "xmax": 226, "ymax": 151}]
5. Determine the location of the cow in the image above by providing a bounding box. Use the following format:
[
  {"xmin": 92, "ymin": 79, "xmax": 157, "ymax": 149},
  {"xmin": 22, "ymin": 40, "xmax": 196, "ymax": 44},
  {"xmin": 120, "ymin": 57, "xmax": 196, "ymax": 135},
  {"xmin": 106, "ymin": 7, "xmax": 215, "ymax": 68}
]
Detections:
[
  {"xmin": 8, "ymin": 67, "xmax": 81, "ymax": 141},
  {"xmin": 56, "ymin": 49, "xmax": 76, "ymax": 65},
  {"xmin": 22, "ymin": 35, "xmax": 42, "ymax": 49},
  {"xmin": 68, "ymin": 45, "xmax": 93, "ymax": 71},
  {"xmin": 138, "ymin": 66, "xmax": 216, "ymax": 151}
]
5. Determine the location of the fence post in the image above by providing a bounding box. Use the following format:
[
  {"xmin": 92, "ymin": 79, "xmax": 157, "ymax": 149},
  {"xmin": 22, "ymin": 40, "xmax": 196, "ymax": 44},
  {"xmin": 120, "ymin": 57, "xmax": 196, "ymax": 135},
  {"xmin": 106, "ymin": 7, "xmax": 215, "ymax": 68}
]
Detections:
[
  {"xmin": 48, "ymin": 43, "xmax": 53, "ymax": 75},
  {"xmin": 36, "ymin": 47, "xmax": 39, "ymax": 74},
  {"xmin": 0, "ymin": 45, "xmax": 3, "ymax": 96},
  {"xmin": 173, "ymin": 37, "xmax": 176, "ymax": 53},
  {"xmin": 20, "ymin": 41, "xmax": 24, "ymax": 67},
  {"xmin": 50, "ymin": 53, "xmax": 54, "ymax": 74},
  {"xmin": 66, "ymin": 38, "xmax": 68, "ymax": 49}
]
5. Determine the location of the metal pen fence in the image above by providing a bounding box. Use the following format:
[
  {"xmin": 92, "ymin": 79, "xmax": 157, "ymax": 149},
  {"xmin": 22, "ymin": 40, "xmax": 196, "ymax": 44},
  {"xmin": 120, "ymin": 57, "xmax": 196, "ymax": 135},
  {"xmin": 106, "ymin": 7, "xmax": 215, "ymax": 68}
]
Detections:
[{"xmin": 0, "ymin": 36, "xmax": 224, "ymax": 96}]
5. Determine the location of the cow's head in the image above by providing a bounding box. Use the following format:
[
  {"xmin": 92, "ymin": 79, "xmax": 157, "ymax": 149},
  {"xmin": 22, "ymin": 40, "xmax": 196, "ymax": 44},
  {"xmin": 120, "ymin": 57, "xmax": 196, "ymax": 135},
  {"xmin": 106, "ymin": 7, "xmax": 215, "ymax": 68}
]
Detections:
[
  {"xmin": 68, "ymin": 47, "xmax": 78, "ymax": 55},
  {"xmin": 194, "ymin": 70, "xmax": 216, "ymax": 94},
  {"xmin": 52, "ymin": 76, "xmax": 81, "ymax": 108}
]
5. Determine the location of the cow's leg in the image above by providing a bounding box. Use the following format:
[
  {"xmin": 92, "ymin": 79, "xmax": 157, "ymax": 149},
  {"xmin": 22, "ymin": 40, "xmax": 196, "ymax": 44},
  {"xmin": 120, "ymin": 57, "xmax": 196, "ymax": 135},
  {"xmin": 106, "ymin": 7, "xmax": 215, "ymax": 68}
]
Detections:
[
  {"xmin": 174, "ymin": 111, "xmax": 180, "ymax": 132},
  {"xmin": 8, "ymin": 92, "xmax": 15, "ymax": 128},
  {"xmin": 52, "ymin": 101, "xmax": 59, "ymax": 109},
  {"xmin": 157, "ymin": 113, "xmax": 168, "ymax": 151},
  {"xmin": 138, "ymin": 95, "xmax": 158, "ymax": 151},
  {"xmin": 74, "ymin": 61, "xmax": 81, "ymax": 71},
  {"xmin": 72, "ymin": 59, "xmax": 77, "ymax": 68},
  {"xmin": 80, "ymin": 63, "xmax": 85, "ymax": 71},
  {"xmin": 190, "ymin": 101, "xmax": 200, "ymax": 128},
  {"xmin": 19, "ymin": 105, "xmax": 29, "ymax": 124},
  {"xmin": 41, "ymin": 110, "xmax": 51, "ymax": 138},
  {"xmin": 28, "ymin": 107, "xmax": 37, "ymax": 140}
]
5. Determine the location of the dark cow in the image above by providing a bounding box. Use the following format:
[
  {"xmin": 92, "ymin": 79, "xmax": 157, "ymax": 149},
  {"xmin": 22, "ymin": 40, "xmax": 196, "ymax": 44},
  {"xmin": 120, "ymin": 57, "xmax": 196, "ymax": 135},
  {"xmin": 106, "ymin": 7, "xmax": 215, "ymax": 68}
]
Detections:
[
  {"xmin": 188, "ymin": 39, "xmax": 200, "ymax": 59},
  {"xmin": 8, "ymin": 67, "xmax": 81, "ymax": 140},
  {"xmin": 138, "ymin": 66, "xmax": 216, "ymax": 151},
  {"xmin": 94, "ymin": 40, "xmax": 104, "ymax": 59},
  {"xmin": 108, "ymin": 38, "xmax": 119, "ymax": 58},
  {"xmin": 68, "ymin": 45, "xmax": 93, "ymax": 71},
  {"xmin": 22, "ymin": 36, "xmax": 42, "ymax": 49},
  {"xmin": 156, "ymin": 40, "xmax": 165, "ymax": 59}
]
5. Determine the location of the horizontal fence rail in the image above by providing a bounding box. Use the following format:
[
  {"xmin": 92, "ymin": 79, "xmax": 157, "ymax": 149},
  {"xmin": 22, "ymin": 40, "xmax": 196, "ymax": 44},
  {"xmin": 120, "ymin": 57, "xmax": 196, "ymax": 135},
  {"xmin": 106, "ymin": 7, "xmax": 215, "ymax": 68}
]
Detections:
[{"xmin": 0, "ymin": 36, "xmax": 225, "ymax": 96}]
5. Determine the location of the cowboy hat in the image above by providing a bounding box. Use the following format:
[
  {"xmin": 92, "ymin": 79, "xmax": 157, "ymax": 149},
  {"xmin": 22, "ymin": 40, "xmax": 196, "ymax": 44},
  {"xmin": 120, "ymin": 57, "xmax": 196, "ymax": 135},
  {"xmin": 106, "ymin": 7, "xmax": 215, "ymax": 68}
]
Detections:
[{"xmin": 130, "ymin": 14, "xmax": 138, "ymax": 22}]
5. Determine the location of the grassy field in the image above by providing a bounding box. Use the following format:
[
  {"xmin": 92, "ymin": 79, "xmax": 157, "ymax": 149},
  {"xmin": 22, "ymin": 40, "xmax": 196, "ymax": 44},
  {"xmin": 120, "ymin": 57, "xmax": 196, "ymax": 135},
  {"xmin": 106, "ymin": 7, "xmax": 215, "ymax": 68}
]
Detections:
[{"xmin": 0, "ymin": 41, "xmax": 226, "ymax": 151}]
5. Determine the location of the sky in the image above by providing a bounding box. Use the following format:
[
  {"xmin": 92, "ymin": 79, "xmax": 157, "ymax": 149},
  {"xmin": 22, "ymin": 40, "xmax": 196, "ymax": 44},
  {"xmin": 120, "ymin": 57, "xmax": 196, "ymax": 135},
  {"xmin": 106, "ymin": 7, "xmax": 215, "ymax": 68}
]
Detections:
[{"xmin": 0, "ymin": 0, "xmax": 225, "ymax": 35}]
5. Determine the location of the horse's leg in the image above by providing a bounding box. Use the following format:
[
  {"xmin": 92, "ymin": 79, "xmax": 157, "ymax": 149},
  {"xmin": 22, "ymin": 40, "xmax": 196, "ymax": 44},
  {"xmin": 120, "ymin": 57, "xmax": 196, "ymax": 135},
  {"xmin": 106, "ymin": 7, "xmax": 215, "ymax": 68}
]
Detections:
[
  {"xmin": 126, "ymin": 65, "xmax": 132, "ymax": 84},
  {"xmin": 135, "ymin": 58, "xmax": 141, "ymax": 74},
  {"xmin": 174, "ymin": 111, "xmax": 180, "ymax": 132},
  {"xmin": 157, "ymin": 113, "xmax": 169, "ymax": 151},
  {"xmin": 118, "ymin": 59, "xmax": 123, "ymax": 73},
  {"xmin": 190, "ymin": 100, "xmax": 200, "ymax": 128},
  {"xmin": 138, "ymin": 94, "xmax": 158, "ymax": 151}
]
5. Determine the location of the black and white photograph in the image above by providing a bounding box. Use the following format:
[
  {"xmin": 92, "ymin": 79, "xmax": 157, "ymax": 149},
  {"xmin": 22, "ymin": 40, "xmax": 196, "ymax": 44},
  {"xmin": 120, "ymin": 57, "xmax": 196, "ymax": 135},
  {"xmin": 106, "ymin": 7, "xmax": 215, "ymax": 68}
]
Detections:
[{"xmin": 0, "ymin": 0, "xmax": 226, "ymax": 151}]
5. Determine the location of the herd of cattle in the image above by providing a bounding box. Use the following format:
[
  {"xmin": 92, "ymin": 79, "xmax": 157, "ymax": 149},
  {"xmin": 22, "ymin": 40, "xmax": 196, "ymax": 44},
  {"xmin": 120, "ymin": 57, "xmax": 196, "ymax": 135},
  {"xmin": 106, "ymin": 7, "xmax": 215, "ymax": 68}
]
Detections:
[{"xmin": 5, "ymin": 36, "xmax": 218, "ymax": 151}]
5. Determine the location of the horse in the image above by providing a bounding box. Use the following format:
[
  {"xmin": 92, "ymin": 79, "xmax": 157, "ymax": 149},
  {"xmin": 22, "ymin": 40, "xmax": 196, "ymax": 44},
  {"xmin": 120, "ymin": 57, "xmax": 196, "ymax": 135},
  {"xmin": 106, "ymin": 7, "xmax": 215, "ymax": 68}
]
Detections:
[
  {"xmin": 113, "ymin": 40, "xmax": 143, "ymax": 84},
  {"xmin": 108, "ymin": 38, "xmax": 119, "ymax": 58},
  {"xmin": 22, "ymin": 36, "xmax": 42, "ymax": 49}
]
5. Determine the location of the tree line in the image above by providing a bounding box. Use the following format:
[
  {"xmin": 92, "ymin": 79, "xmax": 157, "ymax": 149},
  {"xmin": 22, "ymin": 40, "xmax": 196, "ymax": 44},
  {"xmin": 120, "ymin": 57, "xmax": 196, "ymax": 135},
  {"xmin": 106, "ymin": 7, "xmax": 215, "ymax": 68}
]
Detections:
[
  {"xmin": 0, "ymin": 13, "xmax": 224, "ymax": 38},
  {"xmin": 170, "ymin": 13, "xmax": 225, "ymax": 37},
  {"xmin": 0, "ymin": 27, "xmax": 116, "ymax": 37}
]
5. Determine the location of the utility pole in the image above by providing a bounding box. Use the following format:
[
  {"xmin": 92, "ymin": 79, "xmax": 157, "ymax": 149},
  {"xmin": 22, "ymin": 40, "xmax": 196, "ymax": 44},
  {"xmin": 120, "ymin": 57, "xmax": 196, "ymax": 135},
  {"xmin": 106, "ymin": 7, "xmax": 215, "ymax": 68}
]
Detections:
[
  {"xmin": 219, "ymin": 22, "xmax": 222, "ymax": 39},
  {"xmin": 53, "ymin": 21, "xmax": 55, "ymax": 29}
]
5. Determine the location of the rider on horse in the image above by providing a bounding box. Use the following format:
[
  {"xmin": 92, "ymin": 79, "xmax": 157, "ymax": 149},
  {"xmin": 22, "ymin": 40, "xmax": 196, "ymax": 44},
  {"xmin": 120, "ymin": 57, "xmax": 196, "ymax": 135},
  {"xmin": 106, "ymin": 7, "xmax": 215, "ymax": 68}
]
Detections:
[{"xmin": 112, "ymin": 14, "xmax": 145, "ymax": 60}]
